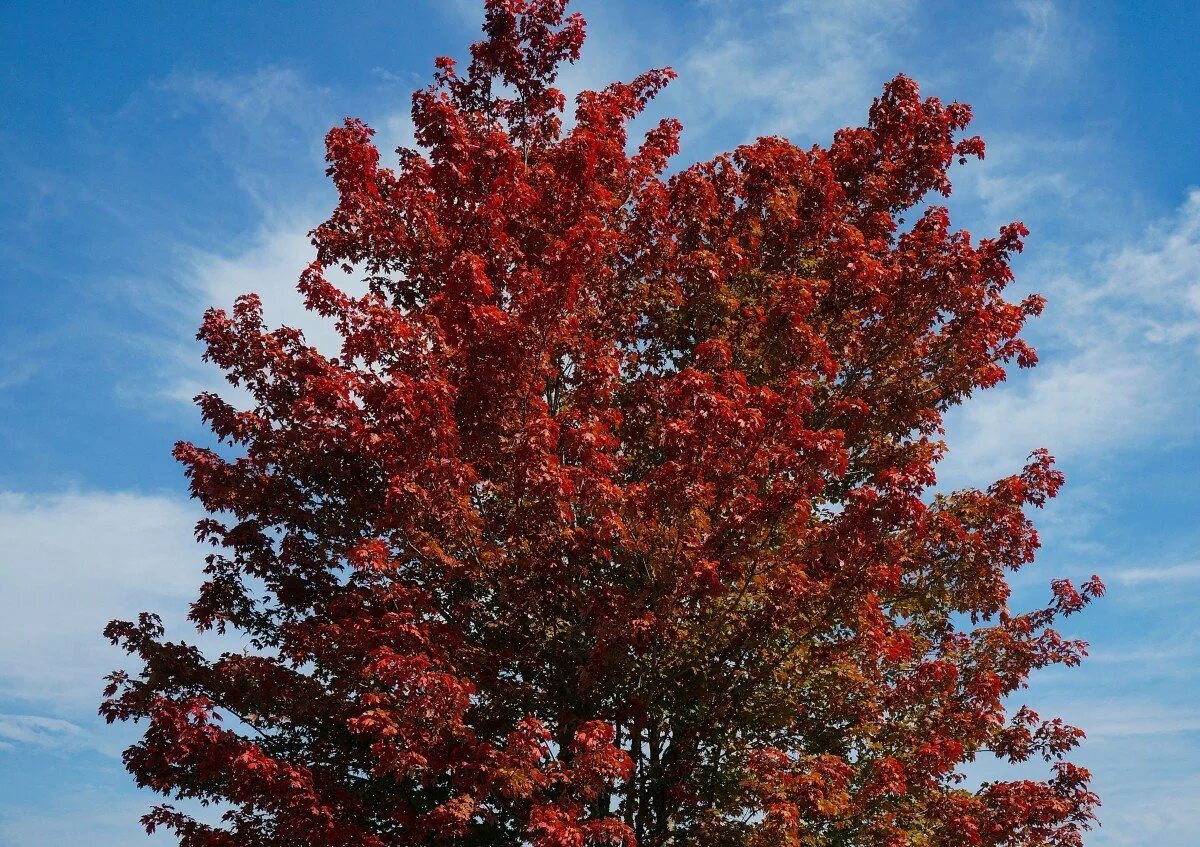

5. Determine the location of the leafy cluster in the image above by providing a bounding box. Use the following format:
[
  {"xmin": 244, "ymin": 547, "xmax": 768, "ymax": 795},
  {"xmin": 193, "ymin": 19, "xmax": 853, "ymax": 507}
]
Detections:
[{"xmin": 104, "ymin": 2, "xmax": 1103, "ymax": 845}]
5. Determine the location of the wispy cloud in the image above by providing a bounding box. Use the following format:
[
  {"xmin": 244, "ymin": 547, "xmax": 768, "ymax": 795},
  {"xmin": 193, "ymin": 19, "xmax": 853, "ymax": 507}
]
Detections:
[
  {"xmin": 671, "ymin": 0, "xmax": 916, "ymax": 149},
  {"xmin": 158, "ymin": 66, "xmax": 329, "ymax": 131},
  {"xmin": 1087, "ymin": 773, "xmax": 1200, "ymax": 847},
  {"xmin": 0, "ymin": 714, "xmax": 83, "ymax": 751},
  {"xmin": 1068, "ymin": 701, "xmax": 1200, "ymax": 738},
  {"xmin": 129, "ymin": 213, "xmax": 369, "ymax": 411},
  {"xmin": 953, "ymin": 131, "xmax": 1105, "ymax": 235},
  {"xmin": 154, "ymin": 67, "xmax": 335, "ymax": 211},
  {"xmin": 114, "ymin": 64, "xmax": 395, "ymax": 410},
  {"xmin": 1110, "ymin": 563, "xmax": 1200, "ymax": 586},
  {"xmin": 1087, "ymin": 641, "xmax": 1200, "ymax": 670},
  {"xmin": 992, "ymin": 0, "xmax": 1090, "ymax": 78},
  {"xmin": 0, "ymin": 789, "xmax": 185, "ymax": 847},
  {"xmin": 942, "ymin": 188, "xmax": 1200, "ymax": 487},
  {"xmin": 941, "ymin": 350, "xmax": 1168, "ymax": 486},
  {"xmin": 0, "ymin": 354, "xmax": 40, "ymax": 394},
  {"xmin": 1102, "ymin": 188, "xmax": 1200, "ymax": 346},
  {"xmin": 2, "ymin": 3, "xmax": 1196, "ymax": 845}
]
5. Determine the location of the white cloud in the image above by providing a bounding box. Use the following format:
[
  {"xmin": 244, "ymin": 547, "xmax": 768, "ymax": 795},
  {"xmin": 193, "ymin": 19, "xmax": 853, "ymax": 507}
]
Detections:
[
  {"xmin": 953, "ymin": 132, "xmax": 1103, "ymax": 235},
  {"xmin": 942, "ymin": 189, "xmax": 1200, "ymax": 487},
  {"xmin": 0, "ymin": 354, "xmax": 40, "ymax": 394},
  {"xmin": 117, "ymin": 212, "xmax": 371, "ymax": 411},
  {"xmin": 177, "ymin": 217, "xmax": 360, "ymax": 354},
  {"xmin": 940, "ymin": 350, "xmax": 1168, "ymax": 486},
  {"xmin": 0, "ymin": 491, "xmax": 201, "ymax": 712},
  {"xmin": 1086, "ymin": 642, "xmax": 1200, "ymax": 673},
  {"xmin": 121, "ymin": 64, "xmax": 402, "ymax": 410},
  {"xmin": 7, "ymin": 7, "xmax": 1197, "ymax": 844},
  {"xmin": 379, "ymin": 111, "xmax": 419, "ymax": 158},
  {"xmin": 997, "ymin": 695, "xmax": 1199, "ymax": 842}
]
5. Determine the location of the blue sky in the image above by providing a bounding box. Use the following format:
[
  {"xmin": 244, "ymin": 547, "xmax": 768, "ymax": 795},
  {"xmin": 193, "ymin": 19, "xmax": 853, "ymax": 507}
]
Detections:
[{"xmin": 1, "ymin": 1, "xmax": 1197, "ymax": 844}]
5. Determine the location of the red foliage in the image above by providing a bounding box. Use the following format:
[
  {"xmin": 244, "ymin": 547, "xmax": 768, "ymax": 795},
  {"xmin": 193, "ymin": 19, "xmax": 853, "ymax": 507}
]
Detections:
[{"xmin": 103, "ymin": 2, "xmax": 1102, "ymax": 845}]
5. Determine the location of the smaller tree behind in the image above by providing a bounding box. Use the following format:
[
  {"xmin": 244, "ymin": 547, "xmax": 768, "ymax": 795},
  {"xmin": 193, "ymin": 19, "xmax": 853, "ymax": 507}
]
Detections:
[{"xmin": 104, "ymin": 2, "xmax": 1103, "ymax": 845}]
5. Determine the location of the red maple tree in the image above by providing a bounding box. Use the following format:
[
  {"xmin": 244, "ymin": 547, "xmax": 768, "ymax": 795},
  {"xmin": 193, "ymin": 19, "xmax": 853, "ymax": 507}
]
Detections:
[{"xmin": 104, "ymin": 2, "xmax": 1105, "ymax": 845}]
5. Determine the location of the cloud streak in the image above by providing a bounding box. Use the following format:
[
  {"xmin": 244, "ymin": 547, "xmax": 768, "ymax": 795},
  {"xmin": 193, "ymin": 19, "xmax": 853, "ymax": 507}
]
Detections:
[
  {"xmin": 992, "ymin": 0, "xmax": 1090, "ymax": 77},
  {"xmin": 1111, "ymin": 563, "xmax": 1200, "ymax": 586},
  {"xmin": 0, "ymin": 714, "xmax": 84, "ymax": 751}
]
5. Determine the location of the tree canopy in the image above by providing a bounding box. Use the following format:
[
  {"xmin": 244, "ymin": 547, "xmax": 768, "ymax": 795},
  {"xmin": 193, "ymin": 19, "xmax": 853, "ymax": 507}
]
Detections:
[{"xmin": 104, "ymin": 2, "xmax": 1103, "ymax": 845}]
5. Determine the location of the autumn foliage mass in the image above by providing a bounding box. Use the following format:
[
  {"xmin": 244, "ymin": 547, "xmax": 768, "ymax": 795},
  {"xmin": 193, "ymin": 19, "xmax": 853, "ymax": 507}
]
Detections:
[{"xmin": 103, "ymin": 2, "xmax": 1105, "ymax": 845}]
